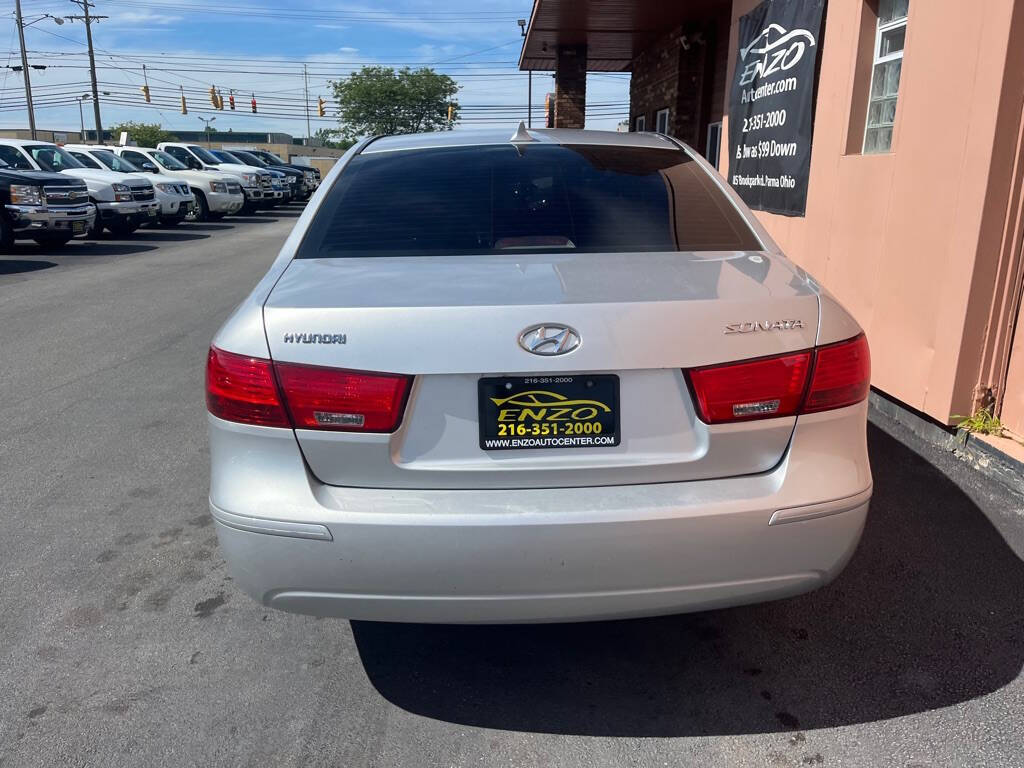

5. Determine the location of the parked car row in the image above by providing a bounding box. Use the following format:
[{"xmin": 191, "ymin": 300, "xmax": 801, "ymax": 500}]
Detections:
[{"xmin": 0, "ymin": 138, "xmax": 320, "ymax": 250}]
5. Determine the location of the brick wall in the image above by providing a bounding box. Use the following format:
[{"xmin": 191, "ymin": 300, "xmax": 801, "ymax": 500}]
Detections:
[
  {"xmin": 629, "ymin": 14, "xmax": 729, "ymax": 152},
  {"xmin": 554, "ymin": 45, "xmax": 587, "ymax": 129}
]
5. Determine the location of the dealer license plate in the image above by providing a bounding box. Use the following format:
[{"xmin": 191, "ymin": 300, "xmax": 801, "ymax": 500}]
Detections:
[
  {"xmin": 478, "ymin": 375, "xmax": 620, "ymax": 450},
  {"xmin": 71, "ymin": 220, "xmax": 86, "ymax": 234}
]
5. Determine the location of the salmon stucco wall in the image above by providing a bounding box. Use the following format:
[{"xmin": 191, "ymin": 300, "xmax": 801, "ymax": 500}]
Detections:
[{"xmin": 720, "ymin": 0, "xmax": 1020, "ymax": 423}]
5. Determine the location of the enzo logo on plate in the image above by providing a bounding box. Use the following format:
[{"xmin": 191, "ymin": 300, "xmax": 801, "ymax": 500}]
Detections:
[{"xmin": 490, "ymin": 390, "xmax": 612, "ymax": 424}]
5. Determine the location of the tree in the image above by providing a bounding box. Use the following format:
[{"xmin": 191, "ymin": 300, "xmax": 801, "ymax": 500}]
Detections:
[
  {"xmin": 312, "ymin": 127, "xmax": 355, "ymax": 150},
  {"xmin": 107, "ymin": 121, "xmax": 177, "ymax": 147},
  {"xmin": 330, "ymin": 66, "xmax": 459, "ymax": 140}
]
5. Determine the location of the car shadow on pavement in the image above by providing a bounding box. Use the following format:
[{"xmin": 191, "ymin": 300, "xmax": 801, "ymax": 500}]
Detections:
[
  {"xmin": 352, "ymin": 424, "xmax": 1024, "ymax": 736},
  {"xmin": 130, "ymin": 230, "xmax": 210, "ymax": 243},
  {"xmin": 180, "ymin": 223, "xmax": 233, "ymax": 231},
  {"xmin": 0, "ymin": 259, "xmax": 57, "ymax": 275},
  {"xmin": 222, "ymin": 216, "xmax": 277, "ymax": 225}
]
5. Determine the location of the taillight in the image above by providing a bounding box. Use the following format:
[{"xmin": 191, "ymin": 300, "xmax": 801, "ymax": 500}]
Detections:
[
  {"xmin": 688, "ymin": 351, "xmax": 812, "ymax": 423},
  {"xmin": 686, "ymin": 334, "xmax": 869, "ymax": 424},
  {"xmin": 206, "ymin": 347, "xmax": 412, "ymax": 432},
  {"xmin": 803, "ymin": 334, "xmax": 871, "ymax": 413},
  {"xmin": 274, "ymin": 363, "xmax": 411, "ymax": 432},
  {"xmin": 206, "ymin": 347, "xmax": 290, "ymax": 427}
]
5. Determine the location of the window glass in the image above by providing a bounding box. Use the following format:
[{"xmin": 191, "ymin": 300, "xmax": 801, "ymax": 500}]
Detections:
[
  {"xmin": 187, "ymin": 145, "xmax": 222, "ymax": 164},
  {"xmin": 0, "ymin": 146, "xmax": 34, "ymax": 170},
  {"xmin": 92, "ymin": 150, "xmax": 141, "ymax": 173},
  {"xmin": 864, "ymin": 1, "xmax": 908, "ymax": 154},
  {"xmin": 879, "ymin": 0, "xmax": 909, "ymax": 24},
  {"xmin": 656, "ymin": 109, "xmax": 670, "ymax": 135},
  {"xmin": 26, "ymin": 145, "xmax": 85, "ymax": 172},
  {"xmin": 297, "ymin": 144, "xmax": 761, "ymax": 259},
  {"xmin": 150, "ymin": 150, "xmax": 188, "ymax": 170},
  {"xmin": 634, "ymin": 115, "xmax": 646, "ymax": 132},
  {"xmin": 69, "ymin": 151, "xmax": 102, "ymax": 169}
]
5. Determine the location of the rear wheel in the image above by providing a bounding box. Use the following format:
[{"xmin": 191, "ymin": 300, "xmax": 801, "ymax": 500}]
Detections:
[{"xmin": 32, "ymin": 233, "xmax": 73, "ymax": 248}]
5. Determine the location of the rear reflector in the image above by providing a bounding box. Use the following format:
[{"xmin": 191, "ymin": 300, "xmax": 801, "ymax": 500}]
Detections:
[
  {"xmin": 274, "ymin": 363, "xmax": 411, "ymax": 432},
  {"xmin": 206, "ymin": 347, "xmax": 290, "ymax": 428},
  {"xmin": 206, "ymin": 346, "xmax": 411, "ymax": 432},
  {"xmin": 686, "ymin": 334, "xmax": 869, "ymax": 424}
]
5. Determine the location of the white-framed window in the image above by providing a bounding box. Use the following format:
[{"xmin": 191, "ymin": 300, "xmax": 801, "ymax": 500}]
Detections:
[
  {"xmin": 634, "ymin": 114, "xmax": 646, "ymax": 132},
  {"xmin": 706, "ymin": 121, "xmax": 723, "ymax": 170},
  {"xmin": 863, "ymin": 0, "xmax": 908, "ymax": 154},
  {"xmin": 655, "ymin": 108, "xmax": 670, "ymax": 135}
]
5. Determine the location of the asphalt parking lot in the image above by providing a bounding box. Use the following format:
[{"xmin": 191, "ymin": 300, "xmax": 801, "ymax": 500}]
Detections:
[{"xmin": 1, "ymin": 206, "xmax": 1022, "ymax": 767}]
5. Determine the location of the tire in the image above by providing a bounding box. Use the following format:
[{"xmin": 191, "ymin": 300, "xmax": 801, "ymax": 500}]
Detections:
[
  {"xmin": 32, "ymin": 233, "xmax": 73, "ymax": 248},
  {"xmin": 240, "ymin": 200, "xmax": 256, "ymax": 215},
  {"xmin": 191, "ymin": 191, "xmax": 210, "ymax": 222},
  {"xmin": 108, "ymin": 218, "xmax": 137, "ymax": 237},
  {"xmin": 0, "ymin": 214, "xmax": 14, "ymax": 253}
]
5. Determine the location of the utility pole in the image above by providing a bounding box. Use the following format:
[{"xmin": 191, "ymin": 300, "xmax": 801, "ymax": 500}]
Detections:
[
  {"xmin": 65, "ymin": 0, "xmax": 108, "ymax": 143},
  {"xmin": 303, "ymin": 63, "xmax": 311, "ymax": 142},
  {"xmin": 14, "ymin": 0, "xmax": 37, "ymax": 139}
]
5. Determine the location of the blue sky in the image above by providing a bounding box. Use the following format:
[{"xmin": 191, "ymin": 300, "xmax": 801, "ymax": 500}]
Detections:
[{"xmin": 1, "ymin": 0, "xmax": 631, "ymax": 138}]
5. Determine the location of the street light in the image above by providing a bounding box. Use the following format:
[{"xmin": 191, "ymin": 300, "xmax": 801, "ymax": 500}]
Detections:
[
  {"xmin": 518, "ymin": 18, "xmax": 531, "ymax": 128},
  {"xmin": 76, "ymin": 92, "xmax": 109, "ymax": 142},
  {"xmin": 198, "ymin": 116, "xmax": 217, "ymax": 147}
]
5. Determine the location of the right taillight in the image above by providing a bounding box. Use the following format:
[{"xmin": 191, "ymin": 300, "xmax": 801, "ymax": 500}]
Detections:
[
  {"xmin": 205, "ymin": 346, "xmax": 412, "ymax": 432},
  {"xmin": 803, "ymin": 334, "xmax": 871, "ymax": 413},
  {"xmin": 686, "ymin": 334, "xmax": 869, "ymax": 424}
]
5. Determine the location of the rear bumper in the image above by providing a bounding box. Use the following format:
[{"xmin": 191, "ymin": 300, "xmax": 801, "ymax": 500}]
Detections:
[{"xmin": 208, "ymin": 402, "xmax": 872, "ymax": 623}]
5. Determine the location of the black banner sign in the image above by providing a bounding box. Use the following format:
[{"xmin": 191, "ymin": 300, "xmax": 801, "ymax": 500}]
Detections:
[{"xmin": 728, "ymin": 0, "xmax": 825, "ymax": 216}]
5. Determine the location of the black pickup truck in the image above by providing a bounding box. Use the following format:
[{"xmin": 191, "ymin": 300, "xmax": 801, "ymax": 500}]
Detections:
[{"xmin": 0, "ymin": 161, "xmax": 95, "ymax": 251}]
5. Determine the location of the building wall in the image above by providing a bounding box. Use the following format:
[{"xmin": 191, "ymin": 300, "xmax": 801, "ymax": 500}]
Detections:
[{"xmin": 716, "ymin": 0, "xmax": 1024, "ymax": 424}]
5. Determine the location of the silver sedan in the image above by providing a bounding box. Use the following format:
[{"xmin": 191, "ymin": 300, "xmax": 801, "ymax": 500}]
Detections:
[{"xmin": 206, "ymin": 126, "xmax": 871, "ymax": 623}]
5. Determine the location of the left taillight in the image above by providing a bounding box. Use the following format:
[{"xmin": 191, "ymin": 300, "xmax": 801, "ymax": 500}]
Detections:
[
  {"xmin": 205, "ymin": 346, "xmax": 411, "ymax": 432},
  {"xmin": 206, "ymin": 347, "xmax": 290, "ymax": 427}
]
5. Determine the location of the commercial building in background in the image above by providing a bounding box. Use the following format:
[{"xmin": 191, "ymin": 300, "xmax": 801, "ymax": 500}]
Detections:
[{"xmin": 520, "ymin": 0, "xmax": 1024, "ymax": 437}]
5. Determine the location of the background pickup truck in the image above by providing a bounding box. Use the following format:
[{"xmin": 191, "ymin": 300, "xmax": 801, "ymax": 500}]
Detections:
[{"xmin": 0, "ymin": 161, "xmax": 95, "ymax": 250}]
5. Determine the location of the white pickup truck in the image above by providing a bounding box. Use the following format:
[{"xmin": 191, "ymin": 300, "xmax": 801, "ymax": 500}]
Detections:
[
  {"xmin": 0, "ymin": 139, "xmax": 159, "ymax": 236},
  {"xmin": 158, "ymin": 142, "xmax": 271, "ymax": 214},
  {"xmin": 110, "ymin": 146, "xmax": 244, "ymax": 222},
  {"xmin": 64, "ymin": 144, "xmax": 195, "ymax": 226}
]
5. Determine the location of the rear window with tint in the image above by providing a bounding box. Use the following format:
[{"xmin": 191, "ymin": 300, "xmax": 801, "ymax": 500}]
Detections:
[{"xmin": 297, "ymin": 144, "xmax": 761, "ymax": 259}]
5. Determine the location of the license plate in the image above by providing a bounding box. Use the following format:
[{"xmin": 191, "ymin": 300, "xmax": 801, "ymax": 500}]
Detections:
[
  {"xmin": 147, "ymin": 208, "xmax": 158, "ymax": 218},
  {"xmin": 478, "ymin": 375, "xmax": 620, "ymax": 450},
  {"xmin": 71, "ymin": 220, "xmax": 86, "ymax": 234}
]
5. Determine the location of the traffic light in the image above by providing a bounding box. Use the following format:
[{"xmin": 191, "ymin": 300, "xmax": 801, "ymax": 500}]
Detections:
[
  {"xmin": 545, "ymin": 92, "xmax": 554, "ymax": 128},
  {"xmin": 251, "ymin": 94, "xmax": 257, "ymax": 113},
  {"xmin": 317, "ymin": 97, "xmax": 325, "ymax": 117},
  {"xmin": 209, "ymin": 85, "xmax": 218, "ymax": 108},
  {"xmin": 180, "ymin": 86, "xmax": 188, "ymax": 115},
  {"xmin": 216, "ymin": 90, "xmax": 224, "ymax": 110},
  {"xmin": 228, "ymin": 91, "xmax": 235, "ymax": 111},
  {"xmin": 447, "ymin": 103, "xmax": 454, "ymax": 121},
  {"xmin": 140, "ymin": 84, "xmax": 150, "ymax": 103}
]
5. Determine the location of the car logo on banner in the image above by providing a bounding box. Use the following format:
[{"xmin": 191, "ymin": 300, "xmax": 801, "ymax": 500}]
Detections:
[
  {"xmin": 518, "ymin": 324, "xmax": 581, "ymax": 356},
  {"xmin": 738, "ymin": 23, "xmax": 817, "ymax": 86}
]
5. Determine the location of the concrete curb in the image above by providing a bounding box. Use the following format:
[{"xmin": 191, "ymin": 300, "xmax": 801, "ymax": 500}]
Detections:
[{"xmin": 868, "ymin": 390, "xmax": 1024, "ymax": 500}]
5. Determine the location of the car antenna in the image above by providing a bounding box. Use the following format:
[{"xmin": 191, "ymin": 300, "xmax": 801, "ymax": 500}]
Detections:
[{"xmin": 510, "ymin": 121, "xmax": 535, "ymax": 143}]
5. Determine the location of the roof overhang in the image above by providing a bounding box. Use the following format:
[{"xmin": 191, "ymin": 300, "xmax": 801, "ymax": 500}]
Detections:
[{"xmin": 519, "ymin": 0, "xmax": 729, "ymax": 72}]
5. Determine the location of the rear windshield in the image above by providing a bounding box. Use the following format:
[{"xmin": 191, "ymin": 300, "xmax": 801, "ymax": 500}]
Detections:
[{"xmin": 297, "ymin": 144, "xmax": 760, "ymax": 259}]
